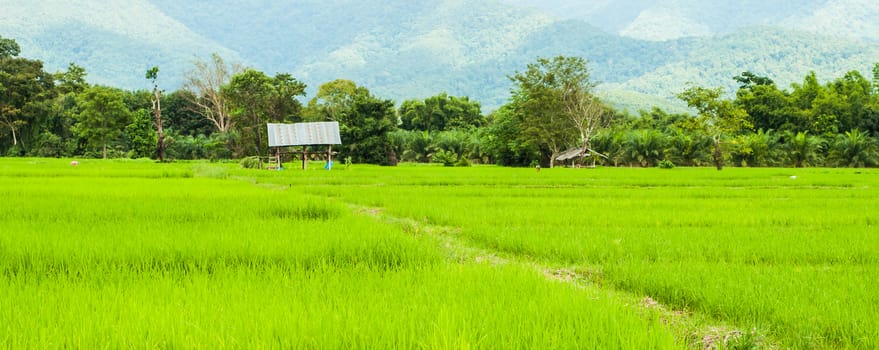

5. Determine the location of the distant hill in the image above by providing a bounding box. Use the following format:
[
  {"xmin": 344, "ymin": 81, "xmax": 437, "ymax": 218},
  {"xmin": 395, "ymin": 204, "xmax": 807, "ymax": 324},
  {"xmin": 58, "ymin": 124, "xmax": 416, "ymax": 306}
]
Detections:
[
  {"xmin": 2, "ymin": 0, "xmax": 878, "ymax": 112},
  {"xmin": 498, "ymin": 0, "xmax": 879, "ymax": 42},
  {"xmin": 0, "ymin": 0, "xmax": 240, "ymax": 89}
]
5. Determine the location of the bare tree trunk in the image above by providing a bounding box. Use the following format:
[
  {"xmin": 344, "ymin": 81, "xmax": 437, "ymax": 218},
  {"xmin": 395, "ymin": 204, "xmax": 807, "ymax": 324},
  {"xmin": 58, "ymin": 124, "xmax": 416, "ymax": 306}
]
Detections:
[
  {"xmin": 102, "ymin": 143, "xmax": 107, "ymax": 159},
  {"xmin": 10, "ymin": 127, "xmax": 17, "ymax": 146},
  {"xmin": 713, "ymin": 136, "xmax": 723, "ymax": 171},
  {"xmin": 152, "ymin": 86, "xmax": 166, "ymax": 161}
]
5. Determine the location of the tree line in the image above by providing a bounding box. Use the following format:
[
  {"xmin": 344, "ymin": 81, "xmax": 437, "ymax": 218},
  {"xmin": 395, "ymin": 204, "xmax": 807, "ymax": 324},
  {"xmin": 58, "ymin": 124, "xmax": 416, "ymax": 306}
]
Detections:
[{"xmin": 2, "ymin": 34, "xmax": 879, "ymax": 168}]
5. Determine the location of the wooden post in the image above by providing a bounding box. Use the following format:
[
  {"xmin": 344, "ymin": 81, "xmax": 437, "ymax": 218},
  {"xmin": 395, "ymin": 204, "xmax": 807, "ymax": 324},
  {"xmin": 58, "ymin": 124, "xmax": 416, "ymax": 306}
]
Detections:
[
  {"xmin": 301, "ymin": 146, "xmax": 308, "ymax": 170},
  {"xmin": 327, "ymin": 145, "xmax": 332, "ymax": 169}
]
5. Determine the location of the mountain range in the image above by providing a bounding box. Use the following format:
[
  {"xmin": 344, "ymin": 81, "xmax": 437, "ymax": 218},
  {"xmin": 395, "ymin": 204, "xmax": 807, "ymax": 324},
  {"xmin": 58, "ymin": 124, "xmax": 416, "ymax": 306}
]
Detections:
[{"xmin": 2, "ymin": 0, "xmax": 878, "ymax": 112}]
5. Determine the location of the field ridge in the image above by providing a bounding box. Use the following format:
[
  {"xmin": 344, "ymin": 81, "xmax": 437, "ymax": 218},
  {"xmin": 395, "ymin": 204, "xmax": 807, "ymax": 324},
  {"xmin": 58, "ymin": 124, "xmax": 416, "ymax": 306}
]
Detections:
[{"xmin": 345, "ymin": 201, "xmax": 774, "ymax": 349}]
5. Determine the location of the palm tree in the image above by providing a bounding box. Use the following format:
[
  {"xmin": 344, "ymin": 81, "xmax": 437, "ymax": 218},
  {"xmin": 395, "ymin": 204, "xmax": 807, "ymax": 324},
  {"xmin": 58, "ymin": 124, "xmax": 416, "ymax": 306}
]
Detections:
[
  {"xmin": 731, "ymin": 129, "xmax": 782, "ymax": 167},
  {"xmin": 665, "ymin": 128, "xmax": 713, "ymax": 167},
  {"xmin": 829, "ymin": 129, "xmax": 879, "ymax": 168},
  {"xmin": 623, "ymin": 129, "xmax": 666, "ymax": 167},
  {"xmin": 783, "ymin": 131, "xmax": 824, "ymax": 168}
]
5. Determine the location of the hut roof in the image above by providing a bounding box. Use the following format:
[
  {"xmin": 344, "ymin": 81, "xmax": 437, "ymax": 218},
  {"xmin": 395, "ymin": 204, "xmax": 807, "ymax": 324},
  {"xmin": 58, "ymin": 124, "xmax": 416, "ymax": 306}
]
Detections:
[{"xmin": 556, "ymin": 147, "xmax": 590, "ymax": 161}]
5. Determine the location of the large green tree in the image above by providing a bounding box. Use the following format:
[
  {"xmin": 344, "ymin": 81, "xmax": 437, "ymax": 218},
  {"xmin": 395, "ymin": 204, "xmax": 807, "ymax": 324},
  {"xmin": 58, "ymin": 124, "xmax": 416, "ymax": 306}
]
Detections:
[
  {"xmin": 74, "ymin": 86, "xmax": 132, "ymax": 158},
  {"xmin": 306, "ymin": 80, "xmax": 397, "ymax": 165},
  {"xmin": 0, "ymin": 36, "xmax": 55, "ymax": 154},
  {"xmin": 509, "ymin": 56, "xmax": 607, "ymax": 167},
  {"xmin": 678, "ymin": 85, "xmax": 751, "ymax": 170},
  {"xmin": 225, "ymin": 69, "xmax": 306, "ymax": 156},
  {"xmin": 734, "ymin": 72, "xmax": 796, "ymax": 132}
]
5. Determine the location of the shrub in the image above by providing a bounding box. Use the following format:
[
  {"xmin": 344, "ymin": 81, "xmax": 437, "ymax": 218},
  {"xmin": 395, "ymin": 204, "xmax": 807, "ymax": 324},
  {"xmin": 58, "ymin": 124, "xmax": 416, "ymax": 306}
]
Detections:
[
  {"xmin": 658, "ymin": 159, "xmax": 675, "ymax": 169},
  {"xmin": 239, "ymin": 156, "xmax": 261, "ymax": 169},
  {"xmin": 432, "ymin": 149, "xmax": 458, "ymax": 167}
]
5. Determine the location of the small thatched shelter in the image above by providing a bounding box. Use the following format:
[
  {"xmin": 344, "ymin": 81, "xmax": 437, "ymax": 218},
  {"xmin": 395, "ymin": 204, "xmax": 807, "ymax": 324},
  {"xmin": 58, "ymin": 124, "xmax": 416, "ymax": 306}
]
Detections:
[{"xmin": 555, "ymin": 147, "xmax": 607, "ymax": 167}]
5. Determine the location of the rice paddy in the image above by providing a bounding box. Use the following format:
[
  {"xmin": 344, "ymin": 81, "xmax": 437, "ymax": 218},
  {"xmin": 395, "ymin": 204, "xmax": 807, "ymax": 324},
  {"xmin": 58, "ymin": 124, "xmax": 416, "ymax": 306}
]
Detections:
[{"xmin": 1, "ymin": 158, "xmax": 876, "ymax": 348}]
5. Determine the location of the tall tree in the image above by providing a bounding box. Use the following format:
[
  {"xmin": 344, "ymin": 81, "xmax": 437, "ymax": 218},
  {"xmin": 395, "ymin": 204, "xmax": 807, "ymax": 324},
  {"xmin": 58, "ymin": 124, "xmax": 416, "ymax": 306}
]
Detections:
[
  {"xmin": 734, "ymin": 72, "xmax": 796, "ymax": 132},
  {"xmin": 162, "ymin": 90, "xmax": 215, "ymax": 137},
  {"xmin": 678, "ymin": 85, "xmax": 751, "ymax": 170},
  {"xmin": 225, "ymin": 69, "xmax": 274, "ymax": 156},
  {"xmin": 74, "ymin": 86, "xmax": 132, "ymax": 159},
  {"xmin": 55, "ymin": 63, "xmax": 88, "ymax": 95},
  {"xmin": 305, "ymin": 79, "xmax": 362, "ymax": 122},
  {"xmin": 146, "ymin": 67, "xmax": 167, "ymax": 161},
  {"xmin": 0, "ymin": 37, "xmax": 54, "ymax": 154},
  {"xmin": 509, "ymin": 56, "xmax": 603, "ymax": 167},
  {"xmin": 183, "ymin": 53, "xmax": 237, "ymax": 133},
  {"xmin": 306, "ymin": 80, "xmax": 397, "ymax": 164},
  {"xmin": 226, "ymin": 69, "xmax": 306, "ymax": 156},
  {"xmin": 266, "ymin": 73, "xmax": 307, "ymax": 123},
  {"xmin": 482, "ymin": 105, "xmax": 540, "ymax": 166}
]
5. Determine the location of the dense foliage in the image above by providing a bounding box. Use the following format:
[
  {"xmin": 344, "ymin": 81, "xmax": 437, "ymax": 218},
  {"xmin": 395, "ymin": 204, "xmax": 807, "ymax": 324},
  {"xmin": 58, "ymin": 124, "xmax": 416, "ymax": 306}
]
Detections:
[{"xmin": 2, "ymin": 33, "xmax": 879, "ymax": 168}]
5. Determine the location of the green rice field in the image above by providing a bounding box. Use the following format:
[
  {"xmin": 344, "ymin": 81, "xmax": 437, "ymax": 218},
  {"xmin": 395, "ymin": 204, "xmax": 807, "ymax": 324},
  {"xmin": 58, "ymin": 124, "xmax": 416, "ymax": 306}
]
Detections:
[{"xmin": 1, "ymin": 158, "xmax": 877, "ymax": 349}]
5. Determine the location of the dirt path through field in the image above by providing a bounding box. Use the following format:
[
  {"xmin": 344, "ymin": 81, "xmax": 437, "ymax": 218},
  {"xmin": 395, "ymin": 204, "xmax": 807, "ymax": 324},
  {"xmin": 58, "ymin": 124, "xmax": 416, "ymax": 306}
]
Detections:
[{"xmin": 353, "ymin": 204, "xmax": 774, "ymax": 350}]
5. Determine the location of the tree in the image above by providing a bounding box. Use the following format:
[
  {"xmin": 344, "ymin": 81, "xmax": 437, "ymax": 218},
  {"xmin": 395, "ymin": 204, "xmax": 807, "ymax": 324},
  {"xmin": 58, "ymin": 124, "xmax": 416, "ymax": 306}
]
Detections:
[
  {"xmin": 730, "ymin": 129, "xmax": 782, "ymax": 167},
  {"xmin": 55, "ymin": 63, "xmax": 88, "ymax": 95},
  {"xmin": 183, "ymin": 53, "xmax": 237, "ymax": 133},
  {"xmin": 305, "ymin": 79, "xmax": 362, "ymax": 122},
  {"xmin": 872, "ymin": 63, "xmax": 879, "ymax": 96},
  {"xmin": 266, "ymin": 73, "xmax": 306, "ymax": 123},
  {"xmin": 826, "ymin": 71, "xmax": 872, "ymax": 133},
  {"xmin": 125, "ymin": 109, "xmax": 156, "ymax": 158},
  {"xmin": 306, "ymin": 80, "xmax": 397, "ymax": 164},
  {"xmin": 0, "ymin": 38, "xmax": 55, "ymax": 154},
  {"xmin": 733, "ymin": 71, "xmax": 774, "ymax": 89},
  {"xmin": 225, "ymin": 69, "xmax": 274, "ymax": 156},
  {"xmin": 75, "ymin": 86, "xmax": 132, "ymax": 158},
  {"xmin": 828, "ymin": 129, "xmax": 879, "ymax": 168},
  {"xmin": 481, "ymin": 104, "xmax": 540, "ymax": 166},
  {"xmin": 678, "ymin": 85, "xmax": 751, "ymax": 170},
  {"xmin": 0, "ymin": 35, "xmax": 20, "ymax": 58},
  {"xmin": 146, "ymin": 66, "xmax": 167, "ymax": 161},
  {"xmin": 162, "ymin": 90, "xmax": 215, "ymax": 137},
  {"xmin": 665, "ymin": 128, "xmax": 712, "ymax": 167},
  {"xmin": 783, "ymin": 131, "xmax": 824, "ymax": 168},
  {"xmin": 734, "ymin": 74, "xmax": 795, "ymax": 132},
  {"xmin": 622, "ymin": 129, "xmax": 666, "ymax": 167},
  {"xmin": 225, "ymin": 69, "xmax": 306, "ymax": 156},
  {"xmin": 564, "ymin": 92, "xmax": 611, "ymax": 157},
  {"xmin": 509, "ymin": 56, "xmax": 604, "ymax": 167},
  {"xmin": 399, "ymin": 93, "xmax": 484, "ymax": 132}
]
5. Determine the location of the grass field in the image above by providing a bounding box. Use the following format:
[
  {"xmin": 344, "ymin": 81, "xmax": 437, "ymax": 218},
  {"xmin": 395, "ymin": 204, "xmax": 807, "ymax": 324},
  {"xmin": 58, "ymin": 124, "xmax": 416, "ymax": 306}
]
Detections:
[{"xmin": 2, "ymin": 158, "xmax": 877, "ymax": 348}]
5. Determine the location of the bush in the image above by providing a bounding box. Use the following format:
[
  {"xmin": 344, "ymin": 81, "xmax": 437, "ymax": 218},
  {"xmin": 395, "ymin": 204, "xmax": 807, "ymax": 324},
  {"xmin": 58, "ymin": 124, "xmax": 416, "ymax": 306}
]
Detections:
[
  {"xmin": 239, "ymin": 156, "xmax": 260, "ymax": 169},
  {"xmin": 658, "ymin": 159, "xmax": 675, "ymax": 169},
  {"xmin": 432, "ymin": 149, "xmax": 458, "ymax": 167},
  {"xmin": 455, "ymin": 157, "xmax": 471, "ymax": 167}
]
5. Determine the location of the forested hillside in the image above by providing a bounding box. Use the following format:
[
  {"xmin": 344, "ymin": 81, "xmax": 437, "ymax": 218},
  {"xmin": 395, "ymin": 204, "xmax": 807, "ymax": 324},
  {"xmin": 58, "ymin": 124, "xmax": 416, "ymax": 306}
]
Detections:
[
  {"xmin": 501, "ymin": 0, "xmax": 879, "ymax": 42},
  {"xmin": 1, "ymin": 0, "xmax": 878, "ymax": 111}
]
